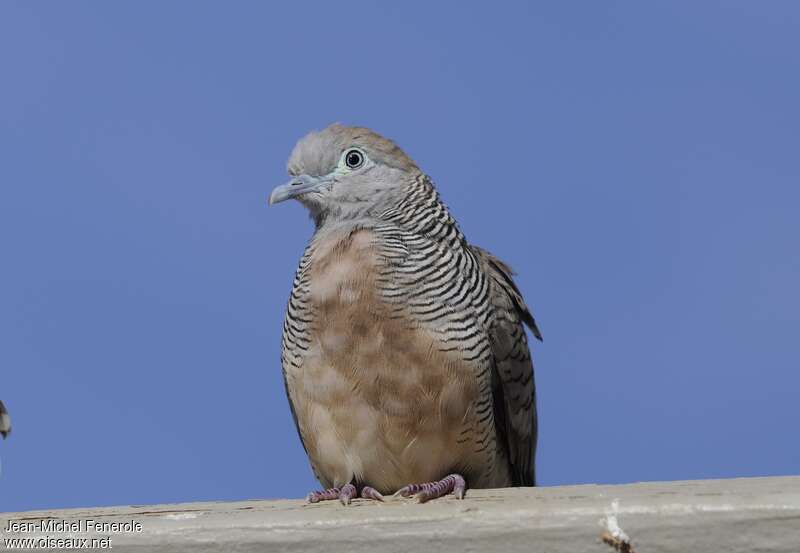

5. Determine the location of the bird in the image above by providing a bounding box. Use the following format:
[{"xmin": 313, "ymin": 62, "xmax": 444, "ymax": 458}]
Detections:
[
  {"xmin": 269, "ymin": 124, "xmax": 541, "ymax": 504},
  {"xmin": 0, "ymin": 400, "xmax": 11, "ymax": 440}
]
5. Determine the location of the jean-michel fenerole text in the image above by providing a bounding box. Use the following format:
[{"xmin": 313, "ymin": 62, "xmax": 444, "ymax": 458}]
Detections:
[{"xmin": 4, "ymin": 519, "xmax": 143, "ymax": 534}]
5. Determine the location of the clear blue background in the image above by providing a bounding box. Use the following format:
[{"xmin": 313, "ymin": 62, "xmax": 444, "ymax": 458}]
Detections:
[{"xmin": 2, "ymin": 2, "xmax": 798, "ymax": 512}]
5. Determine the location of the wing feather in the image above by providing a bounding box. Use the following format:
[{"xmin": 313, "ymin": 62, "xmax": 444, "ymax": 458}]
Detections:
[{"xmin": 471, "ymin": 245, "xmax": 540, "ymax": 486}]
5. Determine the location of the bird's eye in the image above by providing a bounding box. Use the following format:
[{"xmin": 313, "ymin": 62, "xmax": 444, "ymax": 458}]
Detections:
[{"xmin": 344, "ymin": 149, "xmax": 365, "ymax": 169}]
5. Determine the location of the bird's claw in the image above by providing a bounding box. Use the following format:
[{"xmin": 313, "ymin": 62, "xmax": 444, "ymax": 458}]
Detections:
[
  {"xmin": 360, "ymin": 486, "xmax": 384, "ymax": 501},
  {"xmin": 306, "ymin": 483, "xmax": 383, "ymax": 505},
  {"xmin": 394, "ymin": 473, "xmax": 467, "ymax": 503}
]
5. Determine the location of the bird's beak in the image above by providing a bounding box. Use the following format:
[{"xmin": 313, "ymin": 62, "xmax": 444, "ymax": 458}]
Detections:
[{"xmin": 269, "ymin": 174, "xmax": 329, "ymax": 206}]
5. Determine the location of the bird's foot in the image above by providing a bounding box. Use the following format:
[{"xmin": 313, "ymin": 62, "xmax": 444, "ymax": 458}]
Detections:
[
  {"xmin": 306, "ymin": 483, "xmax": 384, "ymax": 505},
  {"xmin": 394, "ymin": 473, "xmax": 467, "ymax": 503}
]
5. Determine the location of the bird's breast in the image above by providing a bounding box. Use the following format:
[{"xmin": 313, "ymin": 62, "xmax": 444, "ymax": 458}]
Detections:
[{"xmin": 284, "ymin": 228, "xmax": 487, "ymax": 490}]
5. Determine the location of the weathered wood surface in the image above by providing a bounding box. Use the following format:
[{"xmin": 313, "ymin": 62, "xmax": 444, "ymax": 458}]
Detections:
[{"xmin": 2, "ymin": 476, "xmax": 799, "ymax": 552}]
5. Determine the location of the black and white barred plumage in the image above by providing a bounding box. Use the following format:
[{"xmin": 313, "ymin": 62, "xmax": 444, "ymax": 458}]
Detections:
[{"xmin": 271, "ymin": 125, "xmax": 541, "ymax": 498}]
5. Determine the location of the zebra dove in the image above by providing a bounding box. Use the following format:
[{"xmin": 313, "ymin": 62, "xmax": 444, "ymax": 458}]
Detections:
[
  {"xmin": 0, "ymin": 400, "xmax": 10, "ymax": 439},
  {"xmin": 270, "ymin": 124, "xmax": 542, "ymax": 504}
]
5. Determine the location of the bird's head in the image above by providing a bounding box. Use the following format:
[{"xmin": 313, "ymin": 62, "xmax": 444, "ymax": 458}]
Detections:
[{"xmin": 269, "ymin": 124, "xmax": 421, "ymax": 226}]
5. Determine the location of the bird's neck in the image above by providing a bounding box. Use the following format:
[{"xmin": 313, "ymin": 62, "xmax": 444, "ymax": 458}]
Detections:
[
  {"xmin": 311, "ymin": 174, "xmax": 465, "ymax": 246},
  {"xmin": 376, "ymin": 174, "xmax": 466, "ymax": 245}
]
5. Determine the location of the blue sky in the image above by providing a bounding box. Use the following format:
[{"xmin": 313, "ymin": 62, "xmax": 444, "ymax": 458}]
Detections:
[{"xmin": 1, "ymin": 1, "xmax": 798, "ymax": 512}]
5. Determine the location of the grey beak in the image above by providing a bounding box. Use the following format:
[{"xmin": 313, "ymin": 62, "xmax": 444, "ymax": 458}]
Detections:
[{"xmin": 269, "ymin": 174, "xmax": 329, "ymax": 206}]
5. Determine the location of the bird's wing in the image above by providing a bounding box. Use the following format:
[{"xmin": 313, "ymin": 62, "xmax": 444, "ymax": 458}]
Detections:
[
  {"xmin": 0, "ymin": 400, "xmax": 11, "ymax": 439},
  {"xmin": 471, "ymin": 246, "xmax": 541, "ymax": 486}
]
